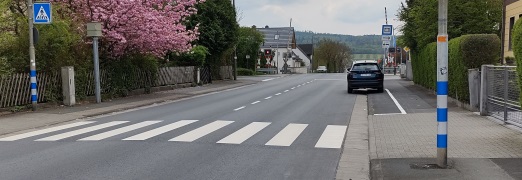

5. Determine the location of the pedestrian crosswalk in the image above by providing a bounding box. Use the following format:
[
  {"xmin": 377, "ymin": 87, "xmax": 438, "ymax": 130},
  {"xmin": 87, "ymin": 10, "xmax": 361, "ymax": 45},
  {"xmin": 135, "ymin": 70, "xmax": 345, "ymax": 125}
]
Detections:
[{"xmin": 0, "ymin": 120, "xmax": 348, "ymax": 149}]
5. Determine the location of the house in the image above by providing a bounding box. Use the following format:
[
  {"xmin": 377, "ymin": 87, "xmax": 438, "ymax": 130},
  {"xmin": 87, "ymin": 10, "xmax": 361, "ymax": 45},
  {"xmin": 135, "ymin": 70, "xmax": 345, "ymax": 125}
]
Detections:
[
  {"xmin": 257, "ymin": 26, "xmax": 311, "ymax": 73},
  {"xmin": 502, "ymin": 0, "xmax": 522, "ymax": 63}
]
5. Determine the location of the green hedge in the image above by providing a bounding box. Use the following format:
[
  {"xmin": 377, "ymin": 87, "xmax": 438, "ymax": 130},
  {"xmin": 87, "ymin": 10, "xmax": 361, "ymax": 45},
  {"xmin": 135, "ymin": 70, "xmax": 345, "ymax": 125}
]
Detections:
[
  {"xmin": 412, "ymin": 34, "xmax": 500, "ymax": 102},
  {"xmin": 512, "ymin": 18, "xmax": 522, "ymax": 107},
  {"xmin": 237, "ymin": 68, "xmax": 255, "ymax": 76}
]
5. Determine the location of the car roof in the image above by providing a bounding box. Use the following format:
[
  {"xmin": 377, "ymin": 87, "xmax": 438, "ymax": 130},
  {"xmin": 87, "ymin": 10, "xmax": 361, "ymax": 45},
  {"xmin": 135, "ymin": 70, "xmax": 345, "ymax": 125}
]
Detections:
[{"xmin": 353, "ymin": 60, "xmax": 378, "ymax": 64}]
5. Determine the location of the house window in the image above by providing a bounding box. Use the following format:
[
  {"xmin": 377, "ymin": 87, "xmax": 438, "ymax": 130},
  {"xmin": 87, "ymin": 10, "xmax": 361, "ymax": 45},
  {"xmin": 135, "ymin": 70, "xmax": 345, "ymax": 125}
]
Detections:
[
  {"xmin": 509, "ymin": 17, "xmax": 515, "ymax": 51},
  {"xmin": 519, "ymin": 14, "xmax": 522, "ymax": 18}
]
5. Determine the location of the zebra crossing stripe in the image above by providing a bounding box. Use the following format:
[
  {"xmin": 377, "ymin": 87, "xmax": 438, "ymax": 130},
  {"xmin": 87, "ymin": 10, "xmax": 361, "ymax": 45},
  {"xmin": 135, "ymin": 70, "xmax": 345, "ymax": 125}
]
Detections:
[
  {"xmin": 314, "ymin": 125, "xmax": 347, "ymax": 148},
  {"xmin": 170, "ymin": 120, "xmax": 234, "ymax": 142},
  {"xmin": 217, "ymin": 122, "xmax": 271, "ymax": 144},
  {"xmin": 78, "ymin": 121, "xmax": 162, "ymax": 141},
  {"xmin": 123, "ymin": 120, "xmax": 198, "ymax": 141},
  {"xmin": 0, "ymin": 121, "xmax": 95, "ymax": 141},
  {"xmin": 265, "ymin": 124, "xmax": 308, "ymax": 146},
  {"xmin": 35, "ymin": 121, "xmax": 128, "ymax": 141}
]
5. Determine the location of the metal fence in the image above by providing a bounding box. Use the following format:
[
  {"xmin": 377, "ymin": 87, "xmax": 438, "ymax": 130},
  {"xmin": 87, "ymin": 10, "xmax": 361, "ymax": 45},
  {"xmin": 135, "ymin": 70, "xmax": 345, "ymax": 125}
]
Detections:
[{"xmin": 483, "ymin": 65, "xmax": 522, "ymax": 127}]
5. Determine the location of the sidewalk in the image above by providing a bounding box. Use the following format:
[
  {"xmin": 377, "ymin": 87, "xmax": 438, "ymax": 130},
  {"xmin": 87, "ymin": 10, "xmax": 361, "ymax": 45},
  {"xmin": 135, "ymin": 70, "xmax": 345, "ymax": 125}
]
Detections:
[
  {"xmin": 0, "ymin": 79, "xmax": 258, "ymax": 136},
  {"xmin": 368, "ymin": 79, "xmax": 522, "ymax": 180}
]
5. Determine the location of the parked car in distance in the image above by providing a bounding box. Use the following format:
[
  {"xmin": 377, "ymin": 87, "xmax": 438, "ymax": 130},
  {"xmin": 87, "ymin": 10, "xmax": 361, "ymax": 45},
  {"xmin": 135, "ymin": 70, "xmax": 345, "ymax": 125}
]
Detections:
[
  {"xmin": 347, "ymin": 60, "xmax": 384, "ymax": 93},
  {"xmin": 317, "ymin": 66, "xmax": 327, "ymax": 73}
]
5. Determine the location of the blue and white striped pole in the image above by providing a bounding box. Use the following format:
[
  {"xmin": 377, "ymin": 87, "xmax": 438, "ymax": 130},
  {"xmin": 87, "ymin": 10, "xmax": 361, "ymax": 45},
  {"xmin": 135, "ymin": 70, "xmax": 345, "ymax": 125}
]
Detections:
[
  {"xmin": 437, "ymin": 0, "xmax": 448, "ymax": 168},
  {"xmin": 28, "ymin": 0, "xmax": 38, "ymax": 111}
]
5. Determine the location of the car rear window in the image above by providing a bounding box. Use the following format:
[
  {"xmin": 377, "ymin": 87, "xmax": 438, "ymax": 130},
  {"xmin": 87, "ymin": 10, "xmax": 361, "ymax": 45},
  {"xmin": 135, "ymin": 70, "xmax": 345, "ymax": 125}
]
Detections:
[{"xmin": 352, "ymin": 63, "xmax": 379, "ymax": 71}]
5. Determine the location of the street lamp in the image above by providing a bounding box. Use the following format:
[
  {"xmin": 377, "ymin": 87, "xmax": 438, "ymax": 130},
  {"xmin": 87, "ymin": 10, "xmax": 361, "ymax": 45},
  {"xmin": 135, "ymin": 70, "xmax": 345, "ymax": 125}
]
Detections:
[{"xmin": 275, "ymin": 31, "xmax": 280, "ymax": 74}]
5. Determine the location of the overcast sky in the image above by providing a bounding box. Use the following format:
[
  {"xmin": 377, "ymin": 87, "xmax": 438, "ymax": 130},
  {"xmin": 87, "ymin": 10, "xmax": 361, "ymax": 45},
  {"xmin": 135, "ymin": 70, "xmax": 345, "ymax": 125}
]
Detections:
[{"xmin": 236, "ymin": 0, "xmax": 405, "ymax": 35}]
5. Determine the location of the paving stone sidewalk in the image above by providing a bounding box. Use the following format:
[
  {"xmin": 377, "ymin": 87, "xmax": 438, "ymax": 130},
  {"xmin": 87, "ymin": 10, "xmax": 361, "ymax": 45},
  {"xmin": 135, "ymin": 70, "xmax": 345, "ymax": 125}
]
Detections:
[{"xmin": 369, "ymin": 110, "xmax": 522, "ymax": 159}]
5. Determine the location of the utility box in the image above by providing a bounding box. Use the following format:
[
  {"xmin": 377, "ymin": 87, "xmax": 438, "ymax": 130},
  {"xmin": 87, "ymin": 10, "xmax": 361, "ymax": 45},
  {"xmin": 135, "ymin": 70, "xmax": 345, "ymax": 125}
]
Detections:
[
  {"xmin": 61, "ymin": 66, "xmax": 76, "ymax": 106},
  {"xmin": 87, "ymin": 22, "xmax": 102, "ymax": 37}
]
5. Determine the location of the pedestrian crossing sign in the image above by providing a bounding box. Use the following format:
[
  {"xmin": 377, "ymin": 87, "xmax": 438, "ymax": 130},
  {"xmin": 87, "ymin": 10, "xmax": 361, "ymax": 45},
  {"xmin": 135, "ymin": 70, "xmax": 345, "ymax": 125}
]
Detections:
[{"xmin": 33, "ymin": 2, "xmax": 52, "ymax": 24}]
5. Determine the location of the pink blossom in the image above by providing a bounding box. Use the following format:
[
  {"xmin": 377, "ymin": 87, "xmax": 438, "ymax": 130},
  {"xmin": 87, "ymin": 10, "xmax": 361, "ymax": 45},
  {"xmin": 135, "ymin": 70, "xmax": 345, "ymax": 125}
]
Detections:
[{"xmin": 53, "ymin": 0, "xmax": 205, "ymax": 58}]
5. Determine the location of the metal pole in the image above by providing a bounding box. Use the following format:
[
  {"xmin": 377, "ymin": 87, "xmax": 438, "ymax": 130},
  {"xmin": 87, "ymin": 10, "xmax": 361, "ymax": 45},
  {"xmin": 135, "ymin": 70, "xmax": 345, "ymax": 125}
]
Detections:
[
  {"xmin": 436, "ymin": 0, "xmax": 449, "ymax": 168},
  {"xmin": 503, "ymin": 66, "xmax": 509, "ymax": 123},
  {"xmin": 233, "ymin": 47, "xmax": 237, "ymax": 80},
  {"xmin": 93, "ymin": 37, "xmax": 101, "ymax": 103},
  {"xmin": 28, "ymin": 0, "xmax": 38, "ymax": 111},
  {"xmin": 276, "ymin": 44, "xmax": 279, "ymax": 74}
]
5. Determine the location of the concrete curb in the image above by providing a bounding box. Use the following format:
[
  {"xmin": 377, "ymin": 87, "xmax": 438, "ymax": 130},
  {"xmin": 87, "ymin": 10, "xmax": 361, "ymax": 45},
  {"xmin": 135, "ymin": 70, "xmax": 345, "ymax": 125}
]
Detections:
[{"xmin": 336, "ymin": 95, "xmax": 370, "ymax": 180}]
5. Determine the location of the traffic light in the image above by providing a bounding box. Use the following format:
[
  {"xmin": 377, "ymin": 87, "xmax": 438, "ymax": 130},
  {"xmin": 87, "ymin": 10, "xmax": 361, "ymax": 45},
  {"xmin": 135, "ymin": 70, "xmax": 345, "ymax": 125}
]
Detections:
[{"xmin": 264, "ymin": 49, "xmax": 272, "ymax": 55}]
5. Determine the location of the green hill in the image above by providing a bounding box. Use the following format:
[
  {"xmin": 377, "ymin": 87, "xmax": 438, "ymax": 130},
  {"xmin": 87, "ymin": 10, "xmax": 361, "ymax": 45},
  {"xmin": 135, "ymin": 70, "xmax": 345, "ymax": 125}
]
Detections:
[{"xmin": 295, "ymin": 31, "xmax": 382, "ymax": 54}]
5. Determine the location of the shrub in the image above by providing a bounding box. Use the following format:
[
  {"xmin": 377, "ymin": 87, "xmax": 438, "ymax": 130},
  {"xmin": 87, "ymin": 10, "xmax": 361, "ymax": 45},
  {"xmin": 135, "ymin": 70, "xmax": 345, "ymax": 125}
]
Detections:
[
  {"xmin": 237, "ymin": 68, "xmax": 255, "ymax": 76},
  {"xmin": 412, "ymin": 34, "xmax": 500, "ymax": 102},
  {"xmin": 101, "ymin": 54, "xmax": 159, "ymax": 97},
  {"xmin": 512, "ymin": 18, "xmax": 522, "ymax": 107}
]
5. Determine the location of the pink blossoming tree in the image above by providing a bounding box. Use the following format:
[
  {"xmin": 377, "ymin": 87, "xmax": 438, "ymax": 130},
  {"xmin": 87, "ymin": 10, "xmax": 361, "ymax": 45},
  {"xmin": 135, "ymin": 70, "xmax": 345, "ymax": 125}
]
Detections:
[{"xmin": 53, "ymin": 0, "xmax": 204, "ymax": 58}]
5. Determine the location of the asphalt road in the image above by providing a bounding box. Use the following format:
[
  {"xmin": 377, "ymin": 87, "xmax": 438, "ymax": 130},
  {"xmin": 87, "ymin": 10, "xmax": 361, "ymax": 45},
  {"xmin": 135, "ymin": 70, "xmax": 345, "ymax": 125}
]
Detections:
[
  {"xmin": 367, "ymin": 76, "xmax": 458, "ymax": 115},
  {"xmin": 0, "ymin": 73, "xmax": 357, "ymax": 180}
]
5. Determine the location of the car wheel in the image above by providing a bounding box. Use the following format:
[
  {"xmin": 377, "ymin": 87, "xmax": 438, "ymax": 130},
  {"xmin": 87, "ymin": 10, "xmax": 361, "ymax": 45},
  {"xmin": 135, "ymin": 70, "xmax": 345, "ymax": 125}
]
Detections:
[
  {"xmin": 377, "ymin": 88, "xmax": 384, "ymax": 93},
  {"xmin": 347, "ymin": 86, "xmax": 353, "ymax": 94}
]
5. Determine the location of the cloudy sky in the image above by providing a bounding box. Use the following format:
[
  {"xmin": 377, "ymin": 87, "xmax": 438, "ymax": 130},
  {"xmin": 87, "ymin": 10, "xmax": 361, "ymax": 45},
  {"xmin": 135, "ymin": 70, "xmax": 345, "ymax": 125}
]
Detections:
[{"xmin": 236, "ymin": 0, "xmax": 405, "ymax": 35}]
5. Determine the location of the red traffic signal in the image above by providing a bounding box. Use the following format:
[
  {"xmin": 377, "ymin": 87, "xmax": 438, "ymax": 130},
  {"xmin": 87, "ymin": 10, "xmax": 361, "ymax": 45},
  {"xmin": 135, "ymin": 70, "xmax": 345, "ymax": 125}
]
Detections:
[{"xmin": 264, "ymin": 49, "xmax": 272, "ymax": 55}]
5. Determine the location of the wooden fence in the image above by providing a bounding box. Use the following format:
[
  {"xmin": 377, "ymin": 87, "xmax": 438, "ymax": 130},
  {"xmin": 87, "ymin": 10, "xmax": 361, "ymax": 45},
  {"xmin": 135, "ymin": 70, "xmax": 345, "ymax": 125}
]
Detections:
[
  {"xmin": 157, "ymin": 66, "xmax": 195, "ymax": 86},
  {"xmin": 0, "ymin": 66, "xmax": 231, "ymax": 108},
  {"xmin": 0, "ymin": 72, "xmax": 60, "ymax": 108}
]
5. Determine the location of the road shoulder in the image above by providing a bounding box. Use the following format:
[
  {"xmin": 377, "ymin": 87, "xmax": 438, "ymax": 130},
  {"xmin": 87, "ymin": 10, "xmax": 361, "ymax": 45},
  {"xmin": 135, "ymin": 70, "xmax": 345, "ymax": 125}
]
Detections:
[{"xmin": 336, "ymin": 95, "xmax": 370, "ymax": 180}]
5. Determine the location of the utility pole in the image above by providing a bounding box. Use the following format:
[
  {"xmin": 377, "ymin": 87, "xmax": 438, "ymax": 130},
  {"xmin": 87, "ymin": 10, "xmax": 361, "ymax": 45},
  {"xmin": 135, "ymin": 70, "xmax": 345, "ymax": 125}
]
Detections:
[
  {"xmin": 437, "ymin": 0, "xmax": 449, "ymax": 168},
  {"xmin": 27, "ymin": 0, "xmax": 38, "ymax": 111},
  {"xmin": 232, "ymin": 0, "xmax": 237, "ymax": 80}
]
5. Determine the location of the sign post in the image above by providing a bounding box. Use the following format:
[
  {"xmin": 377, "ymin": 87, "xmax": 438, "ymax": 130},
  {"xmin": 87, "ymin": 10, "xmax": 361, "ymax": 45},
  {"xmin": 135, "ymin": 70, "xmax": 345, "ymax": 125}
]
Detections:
[
  {"xmin": 28, "ymin": 1, "xmax": 52, "ymax": 111},
  {"xmin": 87, "ymin": 22, "xmax": 103, "ymax": 103},
  {"xmin": 382, "ymin": 25, "xmax": 393, "ymax": 69},
  {"xmin": 437, "ymin": 0, "xmax": 449, "ymax": 168}
]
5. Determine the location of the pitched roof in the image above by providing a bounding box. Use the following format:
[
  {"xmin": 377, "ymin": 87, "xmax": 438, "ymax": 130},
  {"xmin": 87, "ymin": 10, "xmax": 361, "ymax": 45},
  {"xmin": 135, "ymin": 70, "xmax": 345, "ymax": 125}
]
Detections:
[
  {"xmin": 297, "ymin": 44, "xmax": 313, "ymax": 56},
  {"xmin": 257, "ymin": 27, "xmax": 294, "ymax": 48}
]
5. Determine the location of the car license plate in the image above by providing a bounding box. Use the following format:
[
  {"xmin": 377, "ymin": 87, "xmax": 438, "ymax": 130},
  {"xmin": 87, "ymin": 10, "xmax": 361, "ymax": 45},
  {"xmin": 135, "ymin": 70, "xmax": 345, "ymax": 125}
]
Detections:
[{"xmin": 361, "ymin": 74, "xmax": 371, "ymax": 77}]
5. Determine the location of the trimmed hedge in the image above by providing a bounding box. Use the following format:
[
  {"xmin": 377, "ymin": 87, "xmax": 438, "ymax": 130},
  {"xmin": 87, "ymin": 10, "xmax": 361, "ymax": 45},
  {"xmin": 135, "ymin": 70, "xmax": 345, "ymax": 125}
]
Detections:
[
  {"xmin": 412, "ymin": 34, "xmax": 500, "ymax": 102},
  {"xmin": 237, "ymin": 68, "xmax": 255, "ymax": 76},
  {"xmin": 512, "ymin": 18, "xmax": 522, "ymax": 107}
]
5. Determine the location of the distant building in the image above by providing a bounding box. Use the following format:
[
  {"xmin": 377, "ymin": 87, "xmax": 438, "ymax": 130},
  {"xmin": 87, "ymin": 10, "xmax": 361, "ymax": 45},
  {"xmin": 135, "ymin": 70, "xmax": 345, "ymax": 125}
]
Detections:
[
  {"xmin": 257, "ymin": 26, "xmax": 311, "ymax": 73},
  {"xmin": 502, "ymin": 0, "xmax": 522, "ymax": 62}
]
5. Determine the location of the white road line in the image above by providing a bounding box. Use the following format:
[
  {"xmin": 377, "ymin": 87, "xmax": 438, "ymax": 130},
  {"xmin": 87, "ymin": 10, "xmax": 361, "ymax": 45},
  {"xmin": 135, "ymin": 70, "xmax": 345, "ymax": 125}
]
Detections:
[
  {"xmin": 0, "ymin": 121, "xmax": 96, "ymax": 141},
  {"xmin": 385, "ymin": 89, "xmax": 407, "ymax": 114},
  {"xmin": 36, "ymin": 121, "xmax": 128, "ymax": 141},
  {"xmin": 170, "ymin": 120, "xmax": 234, "ymax": 142},
  {"xmin": 122, "ymin": 120, "xmax": 197, "ymax": 141},
  {"xmin": 297, "ymin": 85, "xmax": 301, "ymax": 87},
  {"xmin": 234, "ymin": 106, "xmax": 246, "ymax": 111},
  {"xmin": 284, "ymin": 90, "xmax": 289, "ymax": 92},
  {"xmin": 262, "ymin": 78, "xmax": 275, "ymax": 82},
  {"xmin": 306, "ymin": 82, "xmax": 310, "ymax": 84},
  {"xmin": 217, "ymin": 122, "xmax": 271, "ymax": 144},
  {"xmin": 315, "ymin": 125, "xmax": 348, "ymax": 148},
  {"xmin": 291, "ymin": 87, "xmax": 296, "ymax": 89},
  {"xmin": 264, "ymin": 96, "xmax": 272, "ymax": 100},
  {"xmin": 275, "ymin": 93, "xmax": 282, "ymax": 96},
  {"xmin": 315, "ymin": 79, "xmax": 342, "ymax": 81},
  {"xmin": 251, "ymin": 101, "xmax": 261, "ymax": 105},
  {"xmin": 78, "ymin": 121, "xmax": 161, "ymax": 141},
  {"xmin": 374, "ymin": 113, "xmax": 404, "ymax": 116},
  {"xmin": 265, "ymin": 124, "xmax": 308, "ymax": 146}
]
